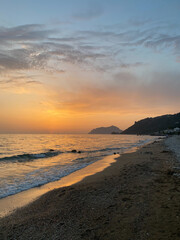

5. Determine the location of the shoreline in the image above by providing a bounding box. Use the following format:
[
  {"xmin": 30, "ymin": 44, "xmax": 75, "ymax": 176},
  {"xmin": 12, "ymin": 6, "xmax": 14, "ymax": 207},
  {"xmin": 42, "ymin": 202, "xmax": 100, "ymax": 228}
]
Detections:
[
  {"xmin": 0, "ymin": 154, "xmax": 117, "ymax": 218},
  {"xmin": 0, "ymin": 142, "xmax": 151, "ymax": 218},
  {"xmin": 1, "ymin": 138, "xmax": 180, "ymax": 239}
]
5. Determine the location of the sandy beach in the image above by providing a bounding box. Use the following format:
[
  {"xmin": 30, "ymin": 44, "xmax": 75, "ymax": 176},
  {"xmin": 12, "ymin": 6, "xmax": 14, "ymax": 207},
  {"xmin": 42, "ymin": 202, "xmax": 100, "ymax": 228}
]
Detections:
[{"xmin": 0, "ymin": 137, "xmax": 180, "ymax": 240}]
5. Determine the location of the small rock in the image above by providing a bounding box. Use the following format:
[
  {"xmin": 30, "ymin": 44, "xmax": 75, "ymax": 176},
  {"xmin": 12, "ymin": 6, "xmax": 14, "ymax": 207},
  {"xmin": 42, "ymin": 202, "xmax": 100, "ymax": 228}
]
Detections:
[
  {"xmin": 144, "ymin": 151, "xmax": 153, "ymax": 155},
  {"xmin": 78, "ymin": 151, "xmax": 81, "ymax": 153},
  {"xmin": 71, "ymin": 149, "xmax": 77, "ymax": 153},
  {"xmin": 166, "ymin": 170, "xmax": 174, "ymax": 175},
  {"xmin": 49, "ymin": 149, "xmax": 55, "ymax": 152},
  {"xmin": 161, "ymin": 150, "xmax": 171, "ymax": 153},
  {"xmin": 122, "ymin": 197, "xmax": 130, "ymax": 202}
]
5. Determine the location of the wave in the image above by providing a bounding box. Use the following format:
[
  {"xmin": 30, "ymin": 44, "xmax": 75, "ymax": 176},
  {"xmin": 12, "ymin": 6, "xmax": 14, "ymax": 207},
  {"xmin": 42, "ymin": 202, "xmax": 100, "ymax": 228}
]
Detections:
[
  {"xmin": 0, "ymin": 161, "xmax": 94, "ymax": 199},
  {"xmin": 90, "ymin": 147, "xmax": 127, "ymax": 153},
  {"xmin": 0, "ymin": 147, "xmax": 116, "ymax": 163},
  {"xmin": 0, "ymin": 150, "xmax": 63, "ymax": 162},
  {"xmin": 0, "ymin": 139, "xmax": 151, "ymax": 163},
  {"xmin": 66, "ymin": 147, "xmax": 127, "ymax": 154},
  {"xmin": 0, "ymin": 148, "xmax": 120, "ymax": 163}
]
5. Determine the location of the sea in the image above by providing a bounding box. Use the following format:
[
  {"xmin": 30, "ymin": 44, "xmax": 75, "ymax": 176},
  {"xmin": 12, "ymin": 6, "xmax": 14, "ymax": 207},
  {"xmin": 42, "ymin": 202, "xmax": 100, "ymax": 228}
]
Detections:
[{"xmin": 0, "ymin": 134, "xmax": 158, "ymax": 199}]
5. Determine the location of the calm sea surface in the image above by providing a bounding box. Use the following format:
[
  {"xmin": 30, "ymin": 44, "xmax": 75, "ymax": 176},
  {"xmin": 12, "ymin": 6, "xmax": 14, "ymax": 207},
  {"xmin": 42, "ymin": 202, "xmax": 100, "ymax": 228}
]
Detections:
[{"xmin": 0, "ymin": 134, "xmax": 158, "ymax": 199}]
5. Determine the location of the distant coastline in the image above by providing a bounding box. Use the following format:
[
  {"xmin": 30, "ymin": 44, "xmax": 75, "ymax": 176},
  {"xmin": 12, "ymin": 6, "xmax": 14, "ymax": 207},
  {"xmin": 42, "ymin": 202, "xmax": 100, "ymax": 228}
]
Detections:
[
  {"xmin": 89, "ymin": 125, "xmax": 122, "ymax": 134},
  {"xmin": 122, "ymin": 112, "xmax": 180, "ymax": 135}
]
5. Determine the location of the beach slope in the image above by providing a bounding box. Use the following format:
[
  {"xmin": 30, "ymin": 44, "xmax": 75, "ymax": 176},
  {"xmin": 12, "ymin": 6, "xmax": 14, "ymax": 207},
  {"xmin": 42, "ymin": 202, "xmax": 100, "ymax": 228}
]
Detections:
[{"xmin": 0, "ymin": 139, "xmax": 180, "ymax": 240}]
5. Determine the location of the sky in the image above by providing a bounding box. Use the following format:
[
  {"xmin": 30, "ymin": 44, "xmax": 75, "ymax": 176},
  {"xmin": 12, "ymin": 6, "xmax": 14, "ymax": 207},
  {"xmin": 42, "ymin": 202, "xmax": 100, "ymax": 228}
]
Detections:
[{"xmin": 0, "ymin": 0, "xmax": 180, "ymax": 133}]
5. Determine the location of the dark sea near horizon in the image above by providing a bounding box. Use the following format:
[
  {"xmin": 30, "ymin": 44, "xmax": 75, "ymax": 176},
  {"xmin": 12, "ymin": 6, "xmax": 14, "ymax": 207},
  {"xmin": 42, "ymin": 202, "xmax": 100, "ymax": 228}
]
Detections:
[{"xmin": 0, "ymin": 134, "xmax": 158, "ymax": 199}]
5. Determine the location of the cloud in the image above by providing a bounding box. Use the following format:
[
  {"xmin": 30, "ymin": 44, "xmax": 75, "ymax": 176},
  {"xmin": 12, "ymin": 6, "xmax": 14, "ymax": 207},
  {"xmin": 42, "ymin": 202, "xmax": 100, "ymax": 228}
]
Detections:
[
  {"xmin": 0, "ymin": 19, "xmax": 180, "ymax": 132},
  {"xmin": 0, "ymin": 24, "xmax": 108, "ymax": 73},
  {"xmin": 0, "ymin": 47, "xmax": 51, "ymax": 72},
  {"xmin": 0, "ymin": 73, "xmax": 42, "ymax": 94},
  {"xmin": 0, "ymin": 21, "xmax": 180, "ymax": 87},
  {"xmin": 0, "ymin": 24, "xmax": 56, "ymax": 72},
  {"xmin": 48, "ymin": 36, "xmax": 86, "ymax": 42},
  {"xmin": 48, "ymin": 70, "xmax": 180, "ymax": 115},
  {"xmin": 0, "ymin": 74, "xmax": 41, "ymax": 85},
  {"xmin": 0, "ymin": 24, "xmax": 56, "ymax": 46},
  {"xmin": 144, "ymin": 35, "xmax": 180, "ymax": 49},
  {"xmin": 119, "ymin": 62, "xmax": 145, "ymax": 68},
  {"xmin": 0, "ymin": 52, "xmax": 29, "ymax": 71},
  {"xmin": 77, "ymin": 24, "xmax": 180, "ymax": 60}
]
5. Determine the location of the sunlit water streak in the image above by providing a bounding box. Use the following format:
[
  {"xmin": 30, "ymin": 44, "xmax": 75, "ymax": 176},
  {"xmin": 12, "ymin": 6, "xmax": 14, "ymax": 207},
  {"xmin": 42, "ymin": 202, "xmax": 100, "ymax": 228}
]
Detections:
[{"xmin": 0, "ymin": 134, "xmax": 158, "ymax": 199}]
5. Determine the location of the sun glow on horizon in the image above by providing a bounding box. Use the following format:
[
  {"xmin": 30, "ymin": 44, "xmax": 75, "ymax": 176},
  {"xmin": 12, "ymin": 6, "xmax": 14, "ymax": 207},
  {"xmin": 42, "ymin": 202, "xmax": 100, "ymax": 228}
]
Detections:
[{"xmin": 0, "ymin": 0, "xmax": 180, "ymax": 133}]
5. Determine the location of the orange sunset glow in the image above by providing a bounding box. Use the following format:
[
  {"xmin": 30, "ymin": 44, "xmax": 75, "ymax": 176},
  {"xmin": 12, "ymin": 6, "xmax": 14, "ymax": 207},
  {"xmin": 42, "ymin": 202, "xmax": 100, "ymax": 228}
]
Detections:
[{"xmin": 0, "ymin": 1, "xmax": 180, "ymax": 133}]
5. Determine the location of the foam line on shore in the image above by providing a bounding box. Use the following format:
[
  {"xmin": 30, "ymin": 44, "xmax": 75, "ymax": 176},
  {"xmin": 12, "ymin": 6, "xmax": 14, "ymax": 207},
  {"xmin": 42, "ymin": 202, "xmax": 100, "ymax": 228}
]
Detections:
[
  {"xmin": 0, "ymin": 154, "xmax": 117, "ymax": 218},
  {"xmin": 0, "ymin": 140, "xmax": 157, "ymax": 218}
]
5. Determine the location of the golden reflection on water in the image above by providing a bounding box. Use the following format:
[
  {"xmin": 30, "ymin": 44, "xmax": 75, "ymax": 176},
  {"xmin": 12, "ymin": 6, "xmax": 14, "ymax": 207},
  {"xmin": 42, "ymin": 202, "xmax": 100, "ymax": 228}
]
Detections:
[{"xmin": 0, "ymin": 134, "xmax": 157, "ymax": 217}]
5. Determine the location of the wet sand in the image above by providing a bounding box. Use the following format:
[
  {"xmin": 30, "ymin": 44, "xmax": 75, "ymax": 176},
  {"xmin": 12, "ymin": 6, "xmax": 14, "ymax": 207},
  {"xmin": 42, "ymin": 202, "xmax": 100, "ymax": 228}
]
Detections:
[
  {"xmin": 0, "ymin": 154, "xmax": 118, "ymax": 218},
  {"xmin": 0, "ymin": 139, "xmax": 180, "ymax": 240}
]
